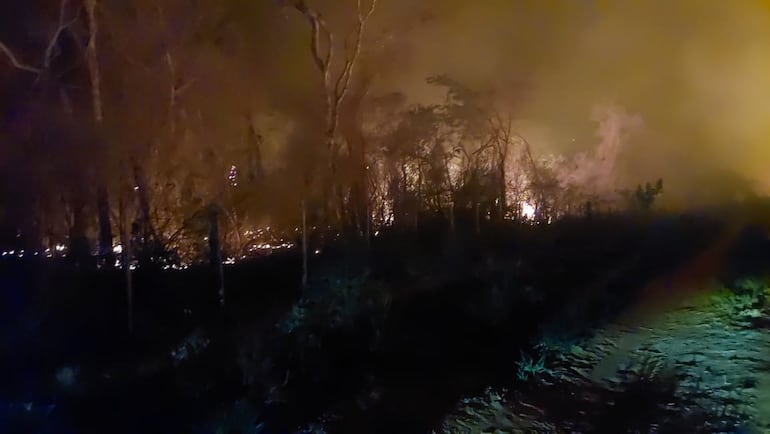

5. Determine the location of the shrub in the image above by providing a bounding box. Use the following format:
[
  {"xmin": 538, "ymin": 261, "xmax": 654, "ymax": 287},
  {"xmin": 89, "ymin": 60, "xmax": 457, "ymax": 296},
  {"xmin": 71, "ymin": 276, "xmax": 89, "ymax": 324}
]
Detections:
[
  {"xmin": 730, "ymin": 277, "xmax": 768, "ymax": 305},
  {"xmin": 516, "ymin": 349, "xmax": 551, "ymax": 382},
  {"xmin": 436, "ymin": 387, "xmax": 557, "ymax": 433},
  {"xmin": 170, "ymin": 328, "xmax": 211, "ymax": 367},
  {"xmin": 276, "ymin": 275, "xmax": 391, "ymax": 338},
  {"xmin": 193, "ymin": 400, "xmax": 264, "ymax": 434}
]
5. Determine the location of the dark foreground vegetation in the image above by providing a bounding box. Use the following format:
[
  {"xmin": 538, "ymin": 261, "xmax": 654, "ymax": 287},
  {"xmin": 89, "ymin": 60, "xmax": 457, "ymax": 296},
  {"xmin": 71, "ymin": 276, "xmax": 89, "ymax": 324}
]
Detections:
[{"xmin": 3, "ymin": 204, "xmax": 770, "ymax": 433}]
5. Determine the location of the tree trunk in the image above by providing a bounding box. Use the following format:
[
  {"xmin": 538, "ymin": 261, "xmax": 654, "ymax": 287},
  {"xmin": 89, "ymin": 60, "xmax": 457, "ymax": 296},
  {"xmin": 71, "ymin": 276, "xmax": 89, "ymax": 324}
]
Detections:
[
  {"xmin": 365, "ymin": 191, "xmax": 371, "ymax": 248},
  {"xmin": 327, "ymin": 151, "xmax": 344, "ymax": 227},
  {"xmin": 84, "ymin": 0, "xmax": 103, "ymax": 124},
  {"xmin": 133, "ymin": 162, "xmax": 159, "ymax": 261},
  {"xmin": 97, "ymin": 187, "xmax": 114, "ymax": 267},
  {"xmin": 85, "ymin": 0, "xmax": 113, "ymax": 267},
  {"xmin": 24, "ymin": 201, "xmax": 43, "ymax": 255},
  {"xmin": 498, "ymin": 164, "xmax": 507, "ymax": 221},
  {"xmin": 290, "ymin": 0, "xmax": 377, "ymax": 229},
  {"xmin": 208, "ymin": 207, "xmax": 225, "ymax": 307},
  {"xmin": 301, "ymin": 199, "xmax": 308, "ymax": 289},
  {"xmin": 69, "ymin": 195, "xmax": 90, "ymax": 267},
  {"xmin": 247, "ymin": 120, "xmax": 264, "ymax": 182},
  {"xmin": 475, "ymin": 202, "xmax": 480, "ymax": 235},
  {"xmin": 119, "ymin": 194, "xmax": 133, "ymax": 334},
  {"xmin": 124, "ymin": 241, "xmax": 133, "ymax": 334}
]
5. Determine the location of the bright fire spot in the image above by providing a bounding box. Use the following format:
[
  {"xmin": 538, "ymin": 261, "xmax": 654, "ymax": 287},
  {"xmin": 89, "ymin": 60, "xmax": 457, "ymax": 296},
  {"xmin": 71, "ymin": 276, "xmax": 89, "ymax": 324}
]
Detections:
[
  {"xmin": 228, "ymin": 165, "xmax": 238, "ymax": 187},
  {"xmin": 113, "ymin": 244, "xmax": 123, "ymax": 254},
  {"xmin": 522, "ymin": 202, "xmax": 536, "ymax": 220}
]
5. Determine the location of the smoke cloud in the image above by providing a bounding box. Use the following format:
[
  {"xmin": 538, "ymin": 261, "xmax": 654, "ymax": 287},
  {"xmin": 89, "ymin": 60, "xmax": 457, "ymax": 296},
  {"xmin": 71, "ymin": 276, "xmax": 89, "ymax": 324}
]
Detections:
[{"xmin": 369, "ymin": 0, "xmax": 770, "ymax": 205}]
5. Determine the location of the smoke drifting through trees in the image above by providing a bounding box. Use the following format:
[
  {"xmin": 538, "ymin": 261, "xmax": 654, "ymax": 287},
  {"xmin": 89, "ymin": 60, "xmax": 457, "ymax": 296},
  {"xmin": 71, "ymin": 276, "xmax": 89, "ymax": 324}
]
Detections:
[{"xmin": 1, "ymin": 0, "xmax": 768, "ymax": 262}]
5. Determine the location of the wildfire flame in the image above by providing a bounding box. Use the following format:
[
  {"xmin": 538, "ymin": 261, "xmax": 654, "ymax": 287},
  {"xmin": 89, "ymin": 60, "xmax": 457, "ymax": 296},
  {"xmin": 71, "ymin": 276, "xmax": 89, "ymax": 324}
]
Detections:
[{"xmin": 522, "ymin": 202, "xmax": 536, "ymax": 220}]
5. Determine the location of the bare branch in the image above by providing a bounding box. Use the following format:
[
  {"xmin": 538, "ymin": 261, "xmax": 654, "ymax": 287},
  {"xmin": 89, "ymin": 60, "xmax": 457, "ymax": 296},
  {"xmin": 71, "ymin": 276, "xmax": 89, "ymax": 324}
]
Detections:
[
  {"xmin": 175, "ymin": 78, "xmax": 196, "ymax": 95},
  {"xmin": 0, "ymin": 0, "xmax": 78, "ymax": 75},
  {"xmin": 84, "ymin": 0, "xmax": 103, "ymax": 122},
  {"xmin": 319, "ymin": 17, "xmax": 333, "ymax": 70},
  {"xmin": 0, "ymin": 42, "xmax": 41, "ymax": 73},
  {"xmin": 358, "ymin": 0, "xmax": 377, "ymax": 22},
  {"xmin": 165, "ymin": 50, "xmax": 175, "ymax": 77},
  {"xmin": 43, "ymin": 0, "xmax": 75, "ymax": 67},
  {"xmin": 289, "ymin": 1, "xmax": 333, "ymax": 74},
  {"xmin": 333, "ymin": 0, "xmax": 377, "ymax": 106}
]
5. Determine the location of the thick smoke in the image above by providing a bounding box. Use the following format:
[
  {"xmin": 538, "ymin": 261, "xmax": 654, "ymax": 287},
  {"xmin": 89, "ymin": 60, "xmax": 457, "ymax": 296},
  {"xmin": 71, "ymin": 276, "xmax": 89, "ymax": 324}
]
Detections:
[{"xmin": 372, "ymin": 0, "xmax": 770, "ymax": 205}]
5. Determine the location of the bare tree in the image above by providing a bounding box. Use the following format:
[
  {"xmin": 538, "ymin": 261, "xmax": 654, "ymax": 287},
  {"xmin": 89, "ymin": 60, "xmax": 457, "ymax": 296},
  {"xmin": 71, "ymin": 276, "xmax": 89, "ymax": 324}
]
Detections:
[
  {"xmin": 1, "ymin": 0, "xmax": 117, "ymax": 266},
  {"xmin": 0, "ymin": 0, "xmax": 96, "ymax": 261},
  {"xmin": 488, "ymin": 111, "xmax": 513, "ymax": 221},
  {"xmin": 115, "ymin": 179, "xmax": 135, "ymax": 333},
  {"xmin": 285, "ymin": 0, "xmax": 378, "ymax": 223},
  {"xmin": 81, "ymin": 0, "xmax": 117, "ymax": 267},
  {"xmin": 0, "ymin": 0, "xmax": 77, "ymax": 75}
]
